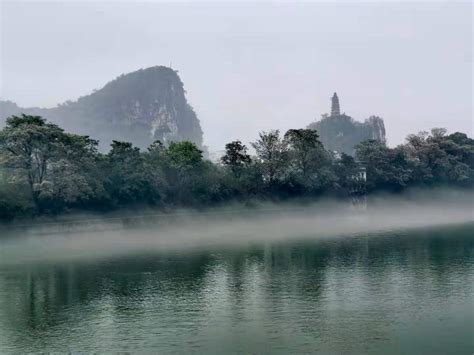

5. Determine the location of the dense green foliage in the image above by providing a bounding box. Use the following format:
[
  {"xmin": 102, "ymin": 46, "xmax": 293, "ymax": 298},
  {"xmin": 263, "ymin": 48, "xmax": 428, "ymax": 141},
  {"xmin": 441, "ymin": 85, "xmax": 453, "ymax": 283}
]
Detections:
[{"xmin": 0, "ymin": 115, "xmax": 472, "ymax": 220}]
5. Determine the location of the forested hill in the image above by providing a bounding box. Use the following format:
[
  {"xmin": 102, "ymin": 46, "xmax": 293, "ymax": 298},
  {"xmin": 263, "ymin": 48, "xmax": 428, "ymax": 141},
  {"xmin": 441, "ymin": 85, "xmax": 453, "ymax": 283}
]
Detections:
[
  {"xmin": 0, "ymin": 66, "xmax": 203, "ymax": 150},
  {"xmin": 308, "ymin": 114, "xmax": 386, "ymax": 155},
  {"xmin": 307, "ymin": 93, "xmax": 386, "ymax": 155}
]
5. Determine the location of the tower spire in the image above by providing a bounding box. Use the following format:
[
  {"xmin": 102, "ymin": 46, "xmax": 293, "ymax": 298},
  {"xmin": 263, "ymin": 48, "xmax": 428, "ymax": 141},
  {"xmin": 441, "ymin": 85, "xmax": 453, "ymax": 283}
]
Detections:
[{"xmin": 331, "ymin": 92, "xmax": 340, "ymax": 116}]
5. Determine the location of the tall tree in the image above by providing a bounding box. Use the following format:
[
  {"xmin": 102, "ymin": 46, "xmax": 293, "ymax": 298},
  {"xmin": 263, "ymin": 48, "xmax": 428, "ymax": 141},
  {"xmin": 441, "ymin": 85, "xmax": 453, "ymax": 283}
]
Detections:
[
  {"xmin": 284, "ymin": 129, "xmax": 324, "ymax": 178},
  {"xmin": 221, "ymin": 140, "xmax": 251, "ymax": 177},
  {"xmin": 42, "ymin": 134, "xmax": 101, "ymax": 210},
  {"xmin": 251, "ymin": 130, "xmax": 289, "ymax": 185},
  {"xmin": 167, "ymin": 141, "xmax": 203, "ymax": 171},
  {"xmin": 165, "ymin": 141, "xmax": 209, "ymax": 205},
  {"xmin": 105, "ymin": 141, "xmax": 155, "ymax": 205},
  {"xmin": 0, "ymin": 115, "xmax": 101, "ymax": 212},
  {"xmin": 0, "ymin": 115, "xmax": 64, "ymax": 206}
]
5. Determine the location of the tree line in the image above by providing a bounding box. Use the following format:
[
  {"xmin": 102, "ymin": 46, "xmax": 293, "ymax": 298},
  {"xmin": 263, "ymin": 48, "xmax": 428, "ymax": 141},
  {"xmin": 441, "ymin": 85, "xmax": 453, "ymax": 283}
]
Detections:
[{"xmin": 0, "ymin": 114, "xmax": 472, "ymax": 220}]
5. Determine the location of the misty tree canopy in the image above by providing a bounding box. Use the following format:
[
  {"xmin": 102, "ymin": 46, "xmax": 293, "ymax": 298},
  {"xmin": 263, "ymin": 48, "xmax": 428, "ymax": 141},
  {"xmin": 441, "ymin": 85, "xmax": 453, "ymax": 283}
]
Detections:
[{"xmin": 0, "ymin": 115, "xmax": 472, "ymax": 220}]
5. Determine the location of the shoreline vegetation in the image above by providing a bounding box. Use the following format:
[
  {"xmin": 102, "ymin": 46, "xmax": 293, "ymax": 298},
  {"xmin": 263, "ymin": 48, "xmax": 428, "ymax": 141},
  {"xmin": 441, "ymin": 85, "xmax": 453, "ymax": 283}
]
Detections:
[{"xmin": 0, "ymin": 114, "xmax": 473, "ymax": 222}]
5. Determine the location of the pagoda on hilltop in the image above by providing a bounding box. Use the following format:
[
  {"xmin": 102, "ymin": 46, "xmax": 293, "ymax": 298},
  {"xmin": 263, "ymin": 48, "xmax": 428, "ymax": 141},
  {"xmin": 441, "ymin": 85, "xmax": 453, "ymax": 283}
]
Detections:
[
  {"xmin": 307, "ymin": 92, "xmax": 386, "ymax": 155},
  {"xmin": 331, "ymin": 92, "xmax": 340, "ymax": 116}
]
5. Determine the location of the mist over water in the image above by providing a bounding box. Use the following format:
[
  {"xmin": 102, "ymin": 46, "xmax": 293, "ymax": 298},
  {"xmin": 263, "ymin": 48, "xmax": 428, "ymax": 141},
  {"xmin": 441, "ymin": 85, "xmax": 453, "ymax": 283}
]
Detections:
[
  {"xmin": 1, "ymin": 189, "xmax": 473, "ymax": 266},
  {"xmin": 0, "ymin": 222, "xmax": 473, "ymax": 353},
  {"xmin": 0, "ymin": 190, "xmax": 473, "ymax": 353}
]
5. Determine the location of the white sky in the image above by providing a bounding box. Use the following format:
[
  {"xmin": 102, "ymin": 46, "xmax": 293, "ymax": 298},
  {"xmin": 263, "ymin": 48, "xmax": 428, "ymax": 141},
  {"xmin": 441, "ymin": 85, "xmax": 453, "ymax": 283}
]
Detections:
[{"xmin": 1, "ymin": 1, "xmax": 472, "ymax": 150}]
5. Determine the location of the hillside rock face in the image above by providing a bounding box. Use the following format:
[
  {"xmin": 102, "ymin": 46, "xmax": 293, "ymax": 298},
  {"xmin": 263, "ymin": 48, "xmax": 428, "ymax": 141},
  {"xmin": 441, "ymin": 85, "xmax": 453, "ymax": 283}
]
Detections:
[
  {"xmin": 308, "ymin": 93, "xmax": 386, "ymax": 155},
  {"xmin": 0, "ymin": 66, "xmax": 203, "ymax": 150}
]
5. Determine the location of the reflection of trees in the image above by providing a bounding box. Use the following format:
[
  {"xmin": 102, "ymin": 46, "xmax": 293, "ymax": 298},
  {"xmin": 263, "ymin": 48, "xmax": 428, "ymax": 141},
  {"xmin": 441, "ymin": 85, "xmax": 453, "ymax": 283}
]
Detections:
[
  {"xmin": 0, "ymin": 223, "xmax": 472, "ymax": 352},
  {"xmin": 0, "ymin": 252, "xmax": 216, "ymax": 350}
]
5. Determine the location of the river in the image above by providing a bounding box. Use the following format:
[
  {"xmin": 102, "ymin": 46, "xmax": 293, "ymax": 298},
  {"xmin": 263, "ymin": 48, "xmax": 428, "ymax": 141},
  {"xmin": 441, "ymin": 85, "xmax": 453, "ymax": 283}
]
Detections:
[{"xmin": 0, "ymin": 222, "xmax": 473, "ymax": 353}]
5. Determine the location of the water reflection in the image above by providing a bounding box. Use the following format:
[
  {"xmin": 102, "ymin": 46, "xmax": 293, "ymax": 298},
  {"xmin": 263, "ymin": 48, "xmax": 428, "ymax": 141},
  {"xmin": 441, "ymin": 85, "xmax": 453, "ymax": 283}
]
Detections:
[{"xmin": 0, "ymin": 224, "xmax": 473, "ymax": 353}]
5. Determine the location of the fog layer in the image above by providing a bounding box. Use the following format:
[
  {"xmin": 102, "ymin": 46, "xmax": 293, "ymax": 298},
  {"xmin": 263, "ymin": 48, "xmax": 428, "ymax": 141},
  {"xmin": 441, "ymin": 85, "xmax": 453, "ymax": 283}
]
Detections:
[{"xmin": 0, "ymin": 190, "xmax": 473, "ymax": 266}]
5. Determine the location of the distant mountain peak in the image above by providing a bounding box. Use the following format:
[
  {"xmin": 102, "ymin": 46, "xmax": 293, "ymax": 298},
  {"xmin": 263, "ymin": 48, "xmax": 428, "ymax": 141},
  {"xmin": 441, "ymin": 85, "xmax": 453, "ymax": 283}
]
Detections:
[{"xmin": 0, "ymin": 66, "xmax": 203, "ymax": 150}]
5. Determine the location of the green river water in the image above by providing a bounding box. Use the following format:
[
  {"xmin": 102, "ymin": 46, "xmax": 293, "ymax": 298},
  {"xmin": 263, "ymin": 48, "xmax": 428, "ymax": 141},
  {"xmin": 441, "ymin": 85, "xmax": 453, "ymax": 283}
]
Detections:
[{"xmin": 0, "ymin": 223, "xmax": 472, "ymax": 354}]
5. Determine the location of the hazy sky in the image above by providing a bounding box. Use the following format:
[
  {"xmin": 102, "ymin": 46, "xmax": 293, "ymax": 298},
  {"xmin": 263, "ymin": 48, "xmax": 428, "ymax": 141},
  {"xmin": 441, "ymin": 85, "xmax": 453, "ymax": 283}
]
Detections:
[{"xmin": 1, "ymin": 1, "xmax": 472, "ymax": 150}]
